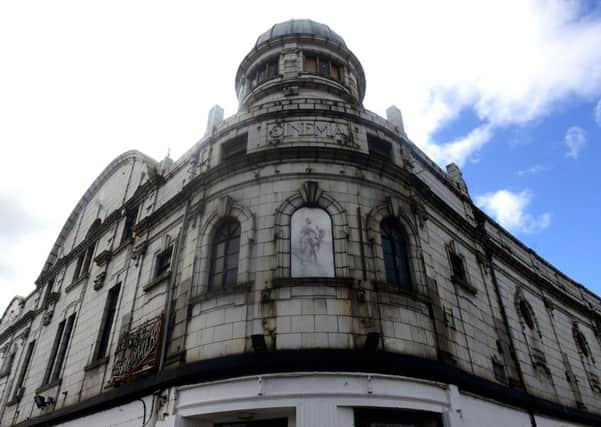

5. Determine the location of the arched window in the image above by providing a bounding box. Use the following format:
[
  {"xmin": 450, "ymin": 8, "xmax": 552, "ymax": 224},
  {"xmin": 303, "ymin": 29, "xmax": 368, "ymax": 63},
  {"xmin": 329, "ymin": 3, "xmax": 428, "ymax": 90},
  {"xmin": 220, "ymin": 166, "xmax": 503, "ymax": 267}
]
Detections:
[
  {"xmin": 519, "ymin": 298, "xmax": 536, "ymax": 330},
  {"xmin": 573, "ymin": 324, "xmax": 592, "ymax": 360},
  {"xmin": 380, "ymin": 217, "xmax": 411, "ymax": 289},
  {"xmin": 208, "ymin": 218, "xmax": 241, "ymax": 289}
]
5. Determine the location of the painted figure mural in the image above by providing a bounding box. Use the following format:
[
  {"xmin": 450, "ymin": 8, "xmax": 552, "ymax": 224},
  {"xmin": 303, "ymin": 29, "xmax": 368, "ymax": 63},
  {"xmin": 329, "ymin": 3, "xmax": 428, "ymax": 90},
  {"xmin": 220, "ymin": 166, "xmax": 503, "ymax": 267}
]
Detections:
[{"xmin": 290, "ymin": 207, "xmax": 334, "ymax": 277}]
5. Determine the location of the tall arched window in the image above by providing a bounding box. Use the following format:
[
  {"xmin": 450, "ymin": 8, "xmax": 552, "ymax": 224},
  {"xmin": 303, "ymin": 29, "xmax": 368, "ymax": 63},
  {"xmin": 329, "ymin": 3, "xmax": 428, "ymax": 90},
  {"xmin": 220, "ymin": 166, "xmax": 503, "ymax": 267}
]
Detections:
[
  {"xmin": 209, "ymin": 218, "xmax": 241, "ymax": 289},
  {"xmin": 380, "ymin": 217, "xmax": 411, "ymax": 289}
]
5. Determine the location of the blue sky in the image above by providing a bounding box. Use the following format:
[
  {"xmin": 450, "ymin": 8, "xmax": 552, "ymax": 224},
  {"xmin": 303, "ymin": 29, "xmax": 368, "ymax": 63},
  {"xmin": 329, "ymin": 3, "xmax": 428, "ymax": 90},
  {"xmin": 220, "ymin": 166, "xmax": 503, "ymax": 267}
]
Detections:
[
  {"xmin": 450, "ymin": 99, "xmax": 601, "ymax": 289},
  {"xmin": 0, "ymin": 1, "xmax": 600, "ymax": 313}
]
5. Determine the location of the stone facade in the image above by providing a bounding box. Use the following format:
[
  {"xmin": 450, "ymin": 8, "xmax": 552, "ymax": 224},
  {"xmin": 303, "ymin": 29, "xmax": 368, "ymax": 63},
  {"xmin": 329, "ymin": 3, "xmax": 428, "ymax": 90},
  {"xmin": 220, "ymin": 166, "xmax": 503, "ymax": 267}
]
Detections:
[{"xmin": 0, "ymin": 19, "xmax": 600, "ymax": 427}]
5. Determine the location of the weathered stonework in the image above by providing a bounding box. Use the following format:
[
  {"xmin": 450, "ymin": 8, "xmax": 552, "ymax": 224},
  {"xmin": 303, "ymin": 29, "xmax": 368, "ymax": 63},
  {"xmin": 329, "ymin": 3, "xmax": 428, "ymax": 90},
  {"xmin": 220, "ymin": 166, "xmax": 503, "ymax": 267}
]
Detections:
[{"xmin": 0, "ymin": 19, "xmax": 599, "ymax": 427}]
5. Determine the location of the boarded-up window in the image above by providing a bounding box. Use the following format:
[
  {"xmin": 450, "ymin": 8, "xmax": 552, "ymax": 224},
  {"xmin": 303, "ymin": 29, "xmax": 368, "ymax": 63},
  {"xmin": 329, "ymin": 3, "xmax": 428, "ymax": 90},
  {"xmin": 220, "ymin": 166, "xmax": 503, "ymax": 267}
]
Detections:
[{"xmin": 305, "ymin": 56, "xmax": 317, "ymax": 73}]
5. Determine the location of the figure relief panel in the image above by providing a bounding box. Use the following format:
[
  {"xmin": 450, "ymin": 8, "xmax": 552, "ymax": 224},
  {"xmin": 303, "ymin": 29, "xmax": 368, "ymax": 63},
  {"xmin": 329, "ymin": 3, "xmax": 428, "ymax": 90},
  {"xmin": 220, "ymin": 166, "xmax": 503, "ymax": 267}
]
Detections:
[{"xmin": 290, "ymin": 207, "xmax": 334, "ymax": 278}]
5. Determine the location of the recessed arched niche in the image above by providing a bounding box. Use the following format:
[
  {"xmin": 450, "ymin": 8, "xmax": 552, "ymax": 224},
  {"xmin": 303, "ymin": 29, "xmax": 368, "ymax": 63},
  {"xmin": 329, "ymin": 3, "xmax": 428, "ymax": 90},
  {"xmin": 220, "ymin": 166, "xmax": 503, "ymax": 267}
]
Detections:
[{"xmin": 290, "ymin": 207, "xmax": 335, "ymax": 278}]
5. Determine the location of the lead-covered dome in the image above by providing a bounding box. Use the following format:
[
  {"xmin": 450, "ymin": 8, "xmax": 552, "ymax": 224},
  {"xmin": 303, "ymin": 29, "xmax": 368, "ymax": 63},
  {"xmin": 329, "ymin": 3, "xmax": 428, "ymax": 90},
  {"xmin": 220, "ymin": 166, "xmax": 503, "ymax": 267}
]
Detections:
[
  {"xmin": 237, "ymin": 19, "xmax": 365, "ymax": 108},
  {"xmin": 255, "ymin": 19, "xmax": 346, "ymax": 48}
]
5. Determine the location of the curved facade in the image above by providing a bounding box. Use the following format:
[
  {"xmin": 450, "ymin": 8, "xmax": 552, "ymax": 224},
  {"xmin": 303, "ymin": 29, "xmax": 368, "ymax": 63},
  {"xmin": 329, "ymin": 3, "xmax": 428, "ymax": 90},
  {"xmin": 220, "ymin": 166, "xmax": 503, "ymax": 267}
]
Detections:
[{"xmin": 1, "ymin": 20, "xmax": 601, "ymax": 427}]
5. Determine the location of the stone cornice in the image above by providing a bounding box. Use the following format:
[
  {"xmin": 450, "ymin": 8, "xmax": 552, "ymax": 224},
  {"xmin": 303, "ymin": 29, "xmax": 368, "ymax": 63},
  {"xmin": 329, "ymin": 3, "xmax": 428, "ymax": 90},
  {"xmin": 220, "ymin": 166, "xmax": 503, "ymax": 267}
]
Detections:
[
  {"xmin": 36, "ymin": 175, "xmax": 165, "ymax": 286},
  {"xmin": 36, "ymin": 144, "xmax": 599, "ymax": 324},
  {"xmin": 0, "ymin": 310, "xmax": 35, "ymax": 346}
]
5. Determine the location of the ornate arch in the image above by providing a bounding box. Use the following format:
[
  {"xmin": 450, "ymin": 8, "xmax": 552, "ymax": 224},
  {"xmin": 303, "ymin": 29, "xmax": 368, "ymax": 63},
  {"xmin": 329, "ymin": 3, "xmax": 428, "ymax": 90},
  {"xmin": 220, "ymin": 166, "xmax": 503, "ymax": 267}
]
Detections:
[
  {"xmin": 573, "ymin": 322, "xmax": 594, "ymax": 363},
  {"xmin": 37, "ymin": 150, "xmax": 158, "ymax": 284},
  {"xmin": 193, "ymin": 195, "xmax": 256, "ymax": 295},
  {"xmin": 365, "ymin": 196, "xmax": 425, "ymax": 294},
  {"xmin": 273, "ymin": 181, "xmax": 349, "ymax": 279},
  {"xmin": 514, "ymin": 288, "xmax": 542, "ymax": 337}
]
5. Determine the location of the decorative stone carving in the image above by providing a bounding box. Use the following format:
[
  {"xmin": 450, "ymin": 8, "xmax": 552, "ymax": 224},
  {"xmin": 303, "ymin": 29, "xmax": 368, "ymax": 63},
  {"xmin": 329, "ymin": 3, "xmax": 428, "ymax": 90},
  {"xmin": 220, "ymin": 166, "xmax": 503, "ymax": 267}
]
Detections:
[
  {"xmin": 93, "ymin": 271, "xmax": 107, "ymax": 290},
  {"xmin": 217, "ymin": 195, "xmax": 234, "ymax": 218},
  {"xmin": 300, "ymin": 181, "xmax": 322, "ymax": 207},
  {"xmin": 266, "ymin": 119, "xmax": 359, "ymax": 148}
]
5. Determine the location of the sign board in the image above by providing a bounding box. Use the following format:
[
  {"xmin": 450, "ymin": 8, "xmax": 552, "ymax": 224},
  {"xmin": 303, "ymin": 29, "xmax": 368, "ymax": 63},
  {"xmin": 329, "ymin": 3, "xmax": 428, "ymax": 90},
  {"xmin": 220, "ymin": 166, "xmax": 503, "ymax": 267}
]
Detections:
[{"xmin": 111, "ymin": 314, "xmax": 163, "ymax": 385}]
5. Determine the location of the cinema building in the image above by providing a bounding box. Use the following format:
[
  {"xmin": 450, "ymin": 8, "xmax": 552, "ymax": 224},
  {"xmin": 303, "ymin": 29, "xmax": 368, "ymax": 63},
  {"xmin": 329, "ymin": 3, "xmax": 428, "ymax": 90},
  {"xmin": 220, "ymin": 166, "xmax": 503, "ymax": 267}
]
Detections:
[{"xmin": 1, "ymin": 19, "xmax": 601, "ymax": 427}]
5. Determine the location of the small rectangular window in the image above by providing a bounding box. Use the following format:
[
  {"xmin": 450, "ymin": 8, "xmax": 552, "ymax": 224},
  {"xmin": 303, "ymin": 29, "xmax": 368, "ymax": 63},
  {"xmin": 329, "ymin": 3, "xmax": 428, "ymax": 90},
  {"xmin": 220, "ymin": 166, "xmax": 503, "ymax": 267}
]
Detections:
[
  {"xmin": 121, "ymin": 206, "xmax": 138, "ymax": 244},
  {"xmin": 268, "ymin": 60, "xmax": 279, "ymax": 79},
  {"xmin": 449, "ymin": 251, "xmax": 467, "ymax": 284},
  {"xmin": 0, "ymin": 351, "xmax": 15, "ymax": 378},
  {"xmin": 50, "ymin": 313, "xmax": 76, "ymax": 383},
  {"xmin": 330, "ymin": 63, "xmax": 340, "ymax": 81},
  {"xmin": 155, "ymin": 246, "xmax": 173, "ymax": 278},
  {"xmin": 257, "ymin": 66, "xmax": 266, "ymax": 83},
  {"xmin": 13, "ymin": 340, "xmax": 35, "ymax": 399},
  {"xmin": 319, "ymin": 59, "xmax": 330, "ymax": 77},
  {"xmin": 73, "ymin": 244, "xmax": 95, "ymax": 282},
  {"xmin": 73, "ymin": 254, "xmax": 85, "ymax": 281},
  {"xmin": 367, "ymin": 134, "xmax": 392, "ymax": 160},
  {"xmin": 305, "ymin": 56, "xmax": 317, "ymax": 73},
  {"xmin": 43, "ymin": 313, "xmax": 76, "ymax": 385},
  {"xmin": 93, "ymin": 284, "xmax": 121, "ymax": 361},
  {"xmin": 43, "ymin": 319, "xmax": 65, "ymax": 384},
  {"xmin": 221, "ymin": 134, "xmax": 248, "ymax": 161},
  {"xmin": 82, "ymin": 245, "xmax": 95, "ymax": 274}
]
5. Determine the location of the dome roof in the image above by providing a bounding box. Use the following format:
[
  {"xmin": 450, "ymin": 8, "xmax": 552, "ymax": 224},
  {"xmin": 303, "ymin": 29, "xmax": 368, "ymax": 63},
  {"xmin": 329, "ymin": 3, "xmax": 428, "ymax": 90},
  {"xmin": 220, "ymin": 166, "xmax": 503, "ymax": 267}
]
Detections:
[{"xmin": 255, "ymin": 19, "xmax": 346, "ymax": 48}]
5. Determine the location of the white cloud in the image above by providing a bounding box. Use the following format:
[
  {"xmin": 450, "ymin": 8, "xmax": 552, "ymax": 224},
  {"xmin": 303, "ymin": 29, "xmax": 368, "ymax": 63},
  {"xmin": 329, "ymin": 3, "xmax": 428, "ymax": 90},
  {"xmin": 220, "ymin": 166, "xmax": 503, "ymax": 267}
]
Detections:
[
  {"xmin": 595, "ymin": 99, "xmax": 601, "ymax": 127},
  {"xmin": 517, "ymin": 164, "xmax": 548, "ymax": 176},
  {"xmin": 418, "ymin": 124, "xmax": 493, "ymax": 167},
  {"xmin": 564, "ymin": 126, "xmax": 587, "ymax": 159},
  {"xmin": 362, "ymin": 1, "xmax": 601, "ymax": 166},
  {"xmin": 476, "ymin": 189, "xmax": 551, "ymax": 234}
]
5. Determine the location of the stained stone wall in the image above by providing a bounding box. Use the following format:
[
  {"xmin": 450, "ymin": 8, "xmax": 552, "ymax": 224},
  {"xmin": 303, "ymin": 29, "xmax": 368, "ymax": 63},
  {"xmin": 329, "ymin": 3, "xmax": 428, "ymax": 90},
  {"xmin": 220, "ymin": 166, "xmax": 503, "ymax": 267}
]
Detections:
[{"xmin": 0, "ymin": 19, "xmax": 600, "ymax": 427}]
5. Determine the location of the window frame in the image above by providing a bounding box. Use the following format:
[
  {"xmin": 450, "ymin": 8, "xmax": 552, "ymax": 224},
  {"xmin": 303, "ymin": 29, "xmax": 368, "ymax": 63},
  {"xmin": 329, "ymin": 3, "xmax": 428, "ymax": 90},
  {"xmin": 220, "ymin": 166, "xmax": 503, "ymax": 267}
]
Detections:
[
  {"xmin": 154, "ymin": 245, "xmax": 174, "ymax": 279},
  {"xmin": 221, "ymin": 134, "xmax": 248, "ymax": 162},
  {"xmin": 72, "ymin": 243, "xmax": 95, "ymax": 283},
  {"xmin": 208, "ymin": 218, "xmax": 242, "ymax": 290},
  {"xmin": 92, "ymin": 283, "xmax": 121, "ymax": 362},
  {"xmin": 42, "ymin": 313, "xmax": 76, "ymax": 386},
  {"xmin": 379, "ymin": 217, "xmax": 412, "ymax": 290},
  {"xmin": 367, "ymin": 134, "xmax": 393, "ymax": 161},
  {"xmin": 248, "ymin": 57, "xmax": 280, "ymax": 88},
  {"xmin": 120, "ymin": 206, "xmax": 139, "ymax": 245},
  {"xmin": 12, "ymin": 340, "xmax": 35, "ymax": 401},
  {"xmin": 303, "ymin": 53, "xmax": 344, "ymax": 82}
]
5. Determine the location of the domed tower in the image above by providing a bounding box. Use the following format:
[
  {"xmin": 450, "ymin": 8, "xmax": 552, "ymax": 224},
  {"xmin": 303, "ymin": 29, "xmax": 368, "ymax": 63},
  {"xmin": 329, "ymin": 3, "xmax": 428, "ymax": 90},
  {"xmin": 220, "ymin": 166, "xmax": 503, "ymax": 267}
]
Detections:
[{"xmin": 236, "ymin": 19, "xmax": 366, "ymax": 109}]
